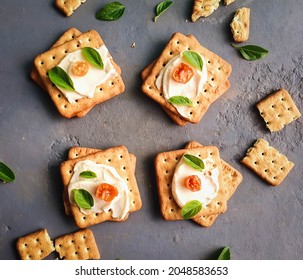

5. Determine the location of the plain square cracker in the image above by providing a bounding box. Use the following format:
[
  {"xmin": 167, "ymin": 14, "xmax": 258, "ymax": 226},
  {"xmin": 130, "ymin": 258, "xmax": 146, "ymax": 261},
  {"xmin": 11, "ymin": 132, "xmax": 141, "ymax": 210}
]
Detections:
[
  {"xmin": 16, "ymin": 228, "xmax": 55, "ymax": 260},
  {"xmin": 30, "ymin": 28, "xmax": 91, "ymax": 118},
  {"xmin": 34, "ymin": 29, "xmax": 125, "ymax": 118},
  {"xmin": 185, "ymin": 141, "xmax": 242, "ymax": 227},
  {"xmin": 154, "ymin": 146, "xmax": 228, "ymax": 227},
  {"xmin": 256, "ymin": 88, "xmax": 301, "ymax": 132},
  {"xmin": 241, "ymin": 138, "xmax": 294, "ymax": 186},
  {"xmin": 141, "ymin": 32, "xmax": 231, "ymax": 124},
  {"xmin": 192, "ymin": 0, "xmax": 220, "ymax": 22},
  {"xmin": 55, "ymin": 0, "xmax": 87, "ymax": 17},
  {"xmin": 60, "ymin": 146, "xmax": 142, "ymax": 228},
  {"xmin": 55, "ymin": 228, "xmax": 100, "ymax": 260},
  {"xmin": 230, "ymin": 7, "xmax": 250, "ymax": 43}
]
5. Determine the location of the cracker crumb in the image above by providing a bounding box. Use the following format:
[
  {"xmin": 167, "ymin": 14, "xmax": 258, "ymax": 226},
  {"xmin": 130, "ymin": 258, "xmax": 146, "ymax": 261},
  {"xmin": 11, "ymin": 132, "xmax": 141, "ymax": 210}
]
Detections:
[{"xmin": 131, "ymin": 42, "xmax": 136, "ymax": 48}]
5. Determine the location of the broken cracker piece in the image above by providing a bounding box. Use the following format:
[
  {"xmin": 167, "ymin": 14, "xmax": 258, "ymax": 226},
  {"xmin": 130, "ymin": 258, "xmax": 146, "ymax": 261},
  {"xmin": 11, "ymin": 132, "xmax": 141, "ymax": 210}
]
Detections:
[
  {"xmin": 192, "ymin": 0, "xmax": 221, "ymax": 22},
  {"xmin": 55, "ymin": 0, "xmax": 87, "ymax": 17},
  {"xmin": 256, "ymin": 89, "xmax": 301, "ymax": 132},
  {"xmin": 241, "ymin": 138, "xmax": 294, "ymax": 186},
  {"xmin": 224, "ymin": 0, "xmax": 235, "ymax": 5},
  {"xmin": 230, "ymin": 7, "xmax": 250, "ymax": 42}
]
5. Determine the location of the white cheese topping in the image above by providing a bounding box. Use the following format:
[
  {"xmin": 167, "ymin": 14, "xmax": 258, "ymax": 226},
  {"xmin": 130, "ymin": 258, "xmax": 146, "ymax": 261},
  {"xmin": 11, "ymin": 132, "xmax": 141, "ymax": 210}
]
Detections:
[
  {"xmin": 172, "ymin": 155, "xmax": 220, "ymax": 208},
  {"xmin": 68, "ymin": 160, "xmax": 129, "ymax": 219},
  {"xmin": 57, "ymin": 45, "xmax": 118, "ymax": 103},
  {"xmin": 155, "ymin": 52, "xmax": 207, "ymax": 119}
]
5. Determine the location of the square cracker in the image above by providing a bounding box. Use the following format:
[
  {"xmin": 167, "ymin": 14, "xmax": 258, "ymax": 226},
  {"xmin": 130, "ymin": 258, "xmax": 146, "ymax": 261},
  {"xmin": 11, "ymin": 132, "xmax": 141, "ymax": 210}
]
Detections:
[
  {"xmin": 34, "ymin": 29, "xmax": 125, "ymax": 118},
  {"xmin": 154, "ymin": 146, "xmax": 228, "ymax": 227},
  {"xmin": 141, "ymin": 58, "xmax": 230, "ymax": 126},
  {"xmin": 55, "ymin": 0, "xmax": 87, "ymax": 17},
  {"xmin": 241, "ymin": 138, "xmax": 294, "ymax": 186},
  {"xmin": 141, "ymin": 32, "xmax": 231, "ymax": 124},
  {"xmin": 192, "ymin": 0, "xmax": 220, "ymax": 22},
  {"xmin": 256, "ymin": 88, "xmax": 301, "ymax": 132},
  {"xmin": 60, "ymin": 146, "xmax": 142, "ymax": 228},
  {"xmin": 30, "ymin": 28, "xmax": 91, "ymax": 118},
  {"xmin": 55, "ymin": 228, "xmax": 100, "ymax": 260},
  {"xmin": 185, "ymin": 141, "xmax": 242, "ymax": 227},
  {"xmin": 16, "ymin": 228, "xmax": 55, "ymax": 260}
]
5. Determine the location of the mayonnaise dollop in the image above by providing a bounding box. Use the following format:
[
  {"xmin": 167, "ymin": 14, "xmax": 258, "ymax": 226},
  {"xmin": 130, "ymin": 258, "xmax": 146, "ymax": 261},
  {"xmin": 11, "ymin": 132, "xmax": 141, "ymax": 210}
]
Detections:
[
  {"xmin": 172, "ymin": 155, "xmax": 220, "ymax": 208},
  {"xmin": 57, "ymin": 45, "xmax": 118, "ymax": 103},
  {"xmin": 68, "ymin": 160, "xmax": 129, "ymax": 219}
]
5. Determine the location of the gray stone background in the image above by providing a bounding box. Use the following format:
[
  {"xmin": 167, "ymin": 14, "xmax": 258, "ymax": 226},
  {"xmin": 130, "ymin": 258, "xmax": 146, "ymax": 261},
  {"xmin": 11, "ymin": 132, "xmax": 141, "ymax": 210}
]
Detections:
[{"xmin": 0, "ymin": 0, "xmax": 302, "ymax": 260}]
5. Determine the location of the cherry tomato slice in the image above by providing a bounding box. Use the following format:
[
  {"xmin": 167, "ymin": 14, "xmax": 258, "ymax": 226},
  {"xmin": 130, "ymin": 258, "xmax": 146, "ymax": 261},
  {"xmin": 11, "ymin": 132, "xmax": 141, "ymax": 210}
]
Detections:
[
  {"xmin": 172, "ymin": 62, "xmax": 194, "ymax": 84},
  {"xmin": 95, "ymin": 183, "xmax": 118, "ymax": 202},
  {"xmin": 184, "ymin": 175, "xmax": 201, "ymax": 192},
  {"xmin": 71, "ymin": 61, "xmax": 89, "ymax": 76}
]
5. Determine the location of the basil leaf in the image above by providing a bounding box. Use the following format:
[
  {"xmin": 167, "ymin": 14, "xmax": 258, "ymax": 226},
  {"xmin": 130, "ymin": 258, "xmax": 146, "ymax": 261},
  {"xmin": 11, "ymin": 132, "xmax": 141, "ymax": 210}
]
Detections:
[
  {"xmin": 95, "ymin": 1, "xmax": 125, "ymax": 21},
  {"xmin": 73, "ymin": 189, "xmax": 94, "ymax": 209},
  {"xmin": 168, "ymin": 96, "xmax": 194, "ymax": 107},
  {"xmin": 183, "ymin": 154, "xmax": 205, "ymax": 172},
  {"xmin": 0, "ymin": 162, "xmax": 15, "ymax": 183},
  {"xmin": 217, "ymin": 247, "xmax": 231, "ymax": 260},
  {"xmin": 79, "ymin": 170, "xmax": 97, "ymax": 179},
  {"xmin": 154, "ymin": 1, "xmax": 173, "ymax": 22},
  {"xmin": 181, "ymin": 200, "xmax": 202, "ymax": 219},
  {"xmin": 183, "ymin": 51, "xmax": 203, "ymax": 71},
  {"xmin": 232, "ymin": 44, "xmax": 269, "ymax": 61},
  {"xmin": 82, "ymin": 47, "xmax": 104, "ymax": 70},
  {"xmin": 48, "ymin": 66, "xmax": 75, "ymax": 91}
]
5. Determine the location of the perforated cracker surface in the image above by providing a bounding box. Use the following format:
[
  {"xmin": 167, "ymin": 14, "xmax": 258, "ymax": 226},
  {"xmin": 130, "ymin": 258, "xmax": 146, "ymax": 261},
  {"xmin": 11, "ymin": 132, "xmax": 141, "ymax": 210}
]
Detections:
[
  {"xmin": 16, "ymin": 229, "xmax": 55, "ymax": 260},
  {"xmin": 241, "ymin": 138, "xmax": 294, "ymax": 186},
  {"xmin": 55, "ymin": 0, "xmax": 87, "ymax": 16},
  {"xmin": 192, "ymin": 0, "xmax": 220, "ymax": 22},
  {"xmin": 55, "ymin": 228, "xmax": 100, "ymax": 260},
  {"xmin": 256, "ymin": 89, "xmax": 301, "ymax": 132},
  {"xmin": 230, "ymin": 7, "xmax": 250, "ymax": 43}
]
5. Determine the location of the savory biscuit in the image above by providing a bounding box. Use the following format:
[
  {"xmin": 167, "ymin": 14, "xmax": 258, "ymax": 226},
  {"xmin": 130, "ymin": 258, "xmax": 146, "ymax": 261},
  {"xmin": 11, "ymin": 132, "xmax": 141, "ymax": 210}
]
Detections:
[
  {"xmin": 141, "ymin": 32, "xmax": 231, "ymax": 124},
  {"xmin": 241, "ymin": 138, "xmax": 294, "ymax": 186},
  {"xmin": 16, "ymin": 229, "xmax": 55, "ymax": 260},
  {"xmin": 55, "ymin": 0, "xmax": 87, "ymax": 17},
  {"xmin": 230, "ymin": 7, "xmax": 250, "ymax": 43},
  {"xmin": 256, "ymin": 89, "xmax": 301, "ymax": 132},
  {"xmin": 34, "ymin": 30, "xmax": 125, "ymax": 118},
  {"xmin": 154, "ymin": 146, "xmax": 228, "ymax": 227},
  {"xmin": 60, "ymin": 146, "xmax": 142, "ymax": 228},
  {"xmin": 55, "ymin": 228, "xmax": 100, "ymax": 260},
  {"xmin": 224, "ymin": 0, "xmax": 235, "ymax": 5},
  {"xmin": 192, "ymin": 0, "xmax": 221, "ymax": 22}
]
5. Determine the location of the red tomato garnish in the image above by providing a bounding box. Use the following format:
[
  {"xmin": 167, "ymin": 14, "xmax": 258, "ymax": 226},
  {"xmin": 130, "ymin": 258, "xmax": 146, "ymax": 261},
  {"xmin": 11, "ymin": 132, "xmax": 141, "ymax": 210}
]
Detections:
[
  {"xmin": 184, "ymin": 175, "xmax": 201, "ymax": 192},
  {"xmin": 95, "ymin": 183, "xmax": 118, "ymax": 202},
  {"xmin": 172, "ymin": 62, "xmax": 194, "ymax": 84}
]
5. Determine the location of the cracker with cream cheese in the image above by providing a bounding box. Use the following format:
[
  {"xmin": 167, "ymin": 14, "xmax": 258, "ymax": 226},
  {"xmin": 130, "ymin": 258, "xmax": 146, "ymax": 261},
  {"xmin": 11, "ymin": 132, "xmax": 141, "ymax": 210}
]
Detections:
[
  {"xmin": 141, "ymin": 32, "xmax": 231, "ymax": 124},
  {"xmin": 60, "ymin": 146, "xmax": 142, "ymax": 228},
  {"xmin": 154, "ymin": 145, "xmax": 228, "ymax": 227},
  {"xmin": 34, "ymin": 29, "xmax": 125, "ymax": 118}
]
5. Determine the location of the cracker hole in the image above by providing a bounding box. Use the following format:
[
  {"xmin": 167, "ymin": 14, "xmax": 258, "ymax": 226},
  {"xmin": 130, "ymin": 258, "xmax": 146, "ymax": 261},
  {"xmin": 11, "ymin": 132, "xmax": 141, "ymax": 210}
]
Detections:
[
  {"xmin": 99, "ymin": 87, "xmax": 103, "ymax": 91},
  {"xmin": 196, "ymin": 101, "xmax": 200, "ymax": 104},
  {"xmin": 169, "ymin": 196, "xmax": 172, "ymax": 200},
  {"xmin": 64, "ymin": 50, "xmax": 68, "ymax": 54},
  {"xmin": 167, "ymin": 183, "xmax": 170, "ymax": 187},
  {"xmin": 108, "ymin": 159, "xmax": 111, "ymax": 162},
  {"xmin": 160, "ymin": 93, "xmax": 163, "ymax": 96},
  {"xmin": 218, "ymin": 67, "xmax": 221, "ymax": 70},
  {"xmin": 204, "ymin": 89, "xmax": 207, "ymax": 93},
  {"xmin": 69, "ymin": 170, "xmax": 72, "ymax": 174},
  {"xmin": 133, "ymin": 201, "xmax": 135, "ymax": 204},
  {"xmin": 111, "ymin": 82, "xmax": 115, "ymax": 86},
  {"xmin": 58, "ymin": 94, "xmax": 61, "ymax": 98},
  {"xmin": 175, "ymin": 157, "xmax": 179, "ymax": 161},
  {"xmin": 71, "ymin": 35, "xmax": 75, "ymax": 39},
  {"xmin": 211, "ymin": 78, "xmax": 214, "ymax": 81},
  {"xmin": 208, "ymin": 60, "xmax": 211, "ymax": 64},
  {"xmin": 254, "ymin": 161, "xmax": 258, "ymax": 165},
  {"xmin": 169, "ymin": 51, "xmax": 173, "ymax": 55},
  {"xmin": 176, "ymin": 41, "xmax": 180, "ymax": 44},
  {"xmin": 217, "ymin": 202, "xmax": 221, "ymax": 206},
  {"xmin": 129, "ymin": 189, "xmax": 132, "ymax": 192},
  {"xmin": 76, "ymin": 44, "xmax": 80, "ymax": 48},
  {"xmin": 171, "ymin": 208, "xmax": 174, "ymax": 212},
  {"xmin": 190, "ymin": 111, "xmax": 193, "ymax": 115},
  {"xmin": 52, "ymin": 56, "xmax": 56, "ymax": 60},
  {"xmin": 165, "ymin": 170, "xmax": 169, "ymax": 174},
  {"xmin": 162, "ymin": 63, "xmax": 166, "ymax": 67},
  {"xmin": 164, "ymin": 158, "xmax": 167, "ymax": 162},
  {"xmin": 40, "ymin": 61, "xmax": 44, "ymax": 65},
  {"xmin": 264, "ymin": 169, "xmax": 268, "ymax": 173},
  {"xmin": 126, "ymin": 178, "xmax": 129, "ymax": 181},
  {"xmin": 123, "ymin": 167, "xmax": 126, "ymax": 170},
  {"xmin": 120, "ymin": 155, "xmax": 123, "ymax": 158}
]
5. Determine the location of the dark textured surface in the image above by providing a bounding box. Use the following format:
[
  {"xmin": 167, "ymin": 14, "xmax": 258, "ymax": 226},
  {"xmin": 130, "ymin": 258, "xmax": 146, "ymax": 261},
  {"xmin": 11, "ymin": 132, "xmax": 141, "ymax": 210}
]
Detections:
[{"xmin": 0, "ymin": 0, "xmax": 302, "ymax": 260}]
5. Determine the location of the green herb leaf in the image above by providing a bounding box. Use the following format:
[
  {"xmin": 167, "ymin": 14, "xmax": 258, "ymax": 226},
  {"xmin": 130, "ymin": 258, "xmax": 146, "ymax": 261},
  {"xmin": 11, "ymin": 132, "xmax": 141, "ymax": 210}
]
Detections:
[
  {"xmin": 73, "ymin": 189, "xmax": 94, "ymax": 209},
  {"xmin": 48, "ymin": 66, "xmax": 75, "ymax": 91},
  {"xmin": 79, "ymin": 170, "xmax": 97, "ymax": 179},
  {"xmin": 183, "ymin": 154, "xmax": 205, "ymax": 172},
  {"xmin": 154, "ymin": 1, "xmax": 173, "ymax": 22},
  {"xmin": 217, "ymin": 247, "xmax": 231, "ymax": 260},
  {"xmin": 0, "ymin": 162, "xmax": 15, "ymax": 183},
  {"xmin": 181, "ymin": 200, "xmax": 202, "ymax": 219},
  {"xmin": 231, "ymin": 44, "xmax": 269, "ymax": 61},
  {"xmin": 183, "ymin": 51, "xmax": 203, "ymax": 71},
  {"xmin": 82, "ymin": 47, "xmax": 104, "ymax": 70},
  {"xmin": 95, "ymin": 1, "xmax": 125, "ymax": 21},
  {"xmin": 168, "ymin": 96, "xmax": 194, "ymax": 107}
]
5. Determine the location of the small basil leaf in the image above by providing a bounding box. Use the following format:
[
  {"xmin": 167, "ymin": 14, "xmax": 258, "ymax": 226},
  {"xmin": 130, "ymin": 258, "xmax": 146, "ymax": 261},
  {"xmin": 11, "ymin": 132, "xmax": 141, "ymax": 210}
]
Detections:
[
  {"xmin": 79, "ymin": 170, "xmax": 97, "ymax": 179},
  {"xmin": 73, "ymin": 189, "xmax": 94, "ymax": 209},
  {"xmin": 82, "ymin": 47, "xmax": 104, "ymax": 70},
  {"xmin": 217, "ymin": 247, "xmax": 231, "ymax": 260},
  {"xmin": 168, "ymin": 96, "xmax": 194, "ymax": 107},
  {"xmin": 181, "ymin": 200, "xmax": 202, "ymax": 219},
  {"xmin": 0, "ymin": 162, "xmax": 15, "ymax": 183},
  {"xmin": 232, "ymin": 44, "xmax": 269, "ymax": 61},
  {"xmin": 183, "ymin": 51, "xmax": 203, "ymax": 71},
  {"xmin": 95, "ymin": 1, "xmax": 125, "ymax": 21},
  {"xmin": 154, "ymin": 1, "xmax": 173, "ymax": 22},
  {"xmin": 48, "ymin": 66, "xmax": 75, "ymax": 91},
  {"xmin": 183, "ymin": 154, "xmax": 205, "ymax": 172}
]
